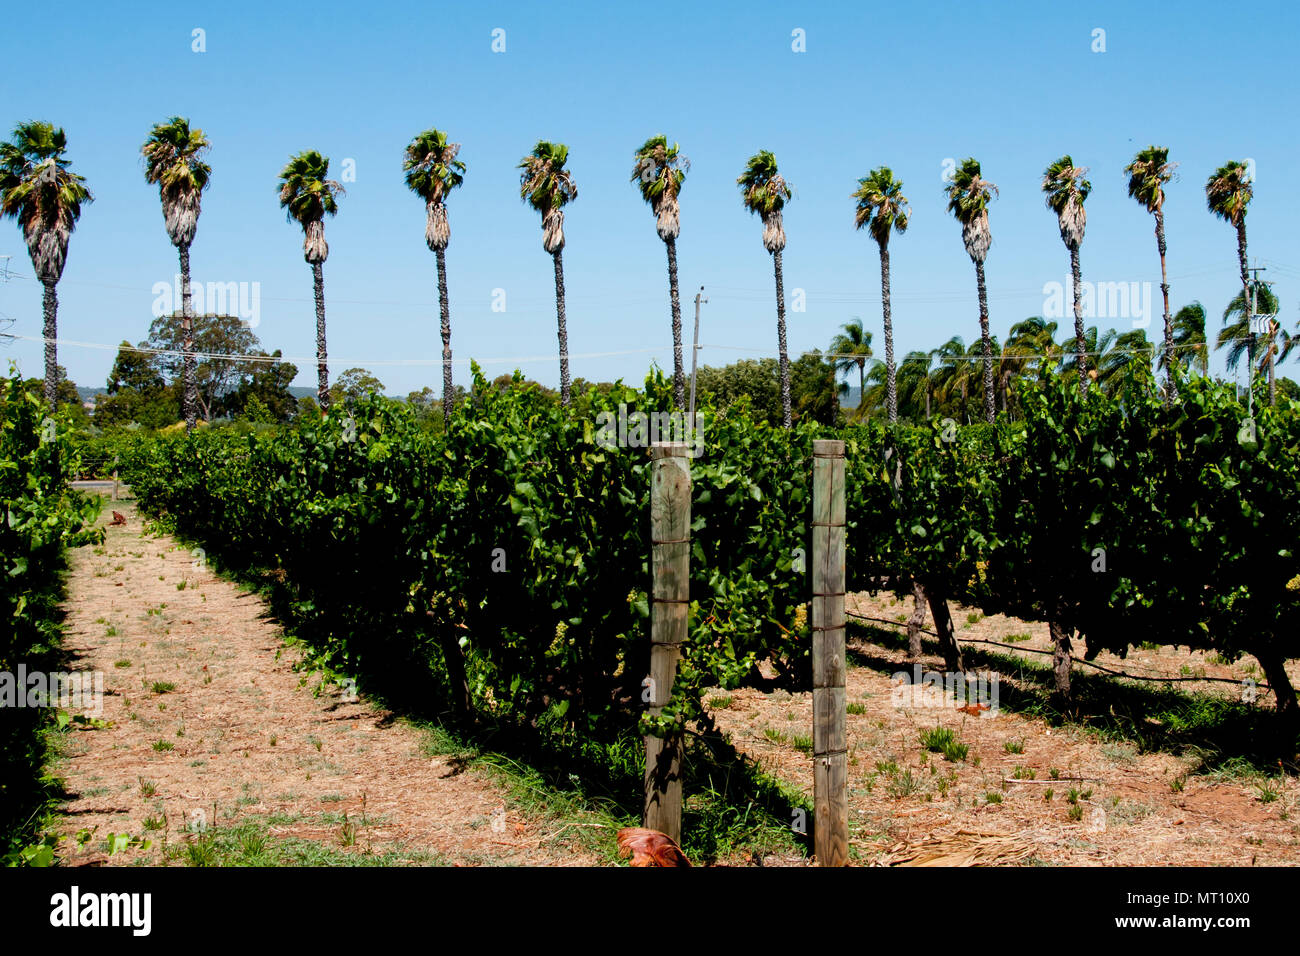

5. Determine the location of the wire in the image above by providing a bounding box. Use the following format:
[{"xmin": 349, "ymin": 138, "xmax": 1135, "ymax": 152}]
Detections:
[{"xmin": 0, "ymin": 331, "xmax": 1271, "ymax": 370}]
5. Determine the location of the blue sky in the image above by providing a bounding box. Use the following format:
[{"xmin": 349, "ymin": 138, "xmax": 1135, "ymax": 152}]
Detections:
[{"xmin": 1, "ymin": 0, "xmax": 1297, "ymax": 397}]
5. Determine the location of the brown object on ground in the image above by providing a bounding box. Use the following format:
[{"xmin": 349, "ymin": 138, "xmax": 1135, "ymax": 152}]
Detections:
[
  {"xmin": 882, "ymin": 830, "xmax": 1037, "ymax": 867},
  {"xmin": 109, "ymin": 511, "xmax": 126, "ymax": 526},
  {"xmin": 617, "ymin": 827, "xmax": 691, "ymax": 867},
  {"xmin": 51, "ymin": 501, "xmax": 604, "ymax": 866}
]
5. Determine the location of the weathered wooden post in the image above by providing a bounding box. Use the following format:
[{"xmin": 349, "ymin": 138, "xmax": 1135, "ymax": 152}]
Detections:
[
  {"xmin": 811, "ymin": 438, "xmax": 848, "ymax": 866},
  {"xmin": 645, "ymin": 441, "xmax": 691, "ymax": 842}
]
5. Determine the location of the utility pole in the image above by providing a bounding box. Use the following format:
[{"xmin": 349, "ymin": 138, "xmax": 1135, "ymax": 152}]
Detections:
[
  {"xmin": 1246, "ymin": 264, "xmax": 1267, "ymax": 416},
  {"xmin": 687, "ymin": 287, "xmax": 707, "ymax": 430}
]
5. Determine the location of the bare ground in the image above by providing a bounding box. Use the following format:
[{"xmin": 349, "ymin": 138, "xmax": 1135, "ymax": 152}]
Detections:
[
  {"xmin": 49, "ymin": 500, "xmax": 607, "ymax": 866},
  {"xmin": 708, "ymin": 591, "xmax": 1300, "ymax": 866}
]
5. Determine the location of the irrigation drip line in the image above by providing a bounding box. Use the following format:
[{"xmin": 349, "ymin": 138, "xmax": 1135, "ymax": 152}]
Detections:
[{"xmin": 846, "ymin": 611, "xmax": 1270, "ymax": 690}]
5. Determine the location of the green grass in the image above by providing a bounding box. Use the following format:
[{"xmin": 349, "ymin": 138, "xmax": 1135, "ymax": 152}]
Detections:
[
  {"xmin": 166, "ymin": 818, "xmax": 445, "ymax": 867},
  {"xmin": 150, "ymin": 681, "xmax": 176, "ymax": 694},
  {"xmin": 1004, "ymin": 738, "xmax": 1025, "ymax": 754},
  {"xmin": 919, "ymin": 726, "xmax": 969, "ymax": 762},
  {"xmin": 846, "ymin": 702, "xmax": 866, "ymax": 716},
  {"xmin": 151, "ymin": 740, "xmax": 174, "ymax": 752}
]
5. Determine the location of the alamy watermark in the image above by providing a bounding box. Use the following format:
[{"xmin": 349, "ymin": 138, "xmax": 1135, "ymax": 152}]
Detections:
[
  {"xmin": 891, "ymin": 663, "xmax": 1000, "ymax": 715},
  {"xmin": 1042, "ymin": 277, "xmax": 1153, "ymax": 329},
  {"xmin": 152, "ymin": 275, "xmax": 261, "ymax": 328},
  {"xmin": 0, "ymin": 665, "xmax": 104, "ymax": 716},
  {"xmin": 594, "ymin": 404, "xmax": 705, "ymax": 458}
]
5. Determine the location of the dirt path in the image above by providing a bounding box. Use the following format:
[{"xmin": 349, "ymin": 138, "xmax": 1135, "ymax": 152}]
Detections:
[
  {"xmin": 710, "ymin": 591, "xmax": 1300, "ymax": 866},
  {"xmin": 50, "ymin": 500, "xmax": 604, "ymax": 866}
]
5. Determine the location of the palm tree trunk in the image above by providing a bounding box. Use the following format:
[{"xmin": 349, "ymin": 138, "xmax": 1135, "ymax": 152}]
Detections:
[
  {"xmin": 666, "ymin": 237, "xmax": 685, "ymax": 411},
  {"xmin": 1236, "ymin": 221, "xmax": 1252, "ymax": 407},
  {"xmin": 880, "ymin": 239, "xmax": 896, "ymax": 423},
  {"xmin": 179, "ymin": 244, "xmax": 198, "ymax": 430},
  {"xmin": 975, "ymin": 261, "xmax": 994, "ymax": 423},
  {"xmin": 1071, "ymin": 246, "xmax": 1086, "ymax": 396},
  {"xmin": 552, "ymin": 249, "xmax": 571, "ymax": 407},
  {"xmin": 1155, "ymin": 210, "xmax": 1174, "ymax": 405},
  {"xmin": 435, "ymin": 247, "xmax": 453, "ymax": 425},
  {"xmin": 773, "ymin": 249, "xmax": 791, "ymax": 428},
  {"xmin": 858, "ymin": 360, "xmax": 865, "ymax": 416},
  {"xmin": 312, "ymin": 261, "xmax": 329, "ymax": 412},
  {"xmin": 41, "ymin": 280, "xmax": 58, "ymax": 412}
]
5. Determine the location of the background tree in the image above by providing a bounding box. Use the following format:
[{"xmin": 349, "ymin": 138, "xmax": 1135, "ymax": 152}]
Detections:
[
  {"xmin": 1217, "ymin": 281, "xmax": 1278, "ymax": 391},
  {"xmin": 141, "ymin": 117, "xmax": 211, "ymax": 430},
  {"xmin": 1124, "ymin": 146, "xmax": 1178, "ymax": 402},
  {"xmin": 0, "ymin": 122, "xmax": 93, "ymax": 410},
  {"xmin": 828, "ymin": 318, "xmax": 873, "ymax": 418},
  {"xmin": 404, "ymin": 128, "xmax": 466, "ymax": 425},
  {"xmin": 231, "ymin": 351, "xmax": 298, "ymax": 422},
  {"xmin": 738, "ymin": 150, "xmax": 795, "ymax": 428},
  {"xmin": 632, "ymin": 135, "xmax": 690, "ymax": 409},
  {"xmin": 1041, "ymin": 156, "xmax": 1091, "ymax": 393},
  {"xmin": 1167, "ymin": 302, "xmax": 1209, "ymax": 377},
  {"xmin": 143, "ymin": 311, "xmax": 259, "ymax": 421},
  {"xmin": 852, "ymin": 167, "xmax": 910, "ymax": 421},
  {"xmin": 278, "ymin": 150, "xmax": 344, "ymax": 411},
  {"xmin": 944, "ymin": 158, "xmax": 998, "ymax": 422},
  {"xmin": 519, "ymin": 141, "xmax": 578, "ymax": 406},
  {"xmin": 1206, "ymin": 160, "xmax": 1256, "ymax": 397},
  {"xmin": 789, "ymin": 351, "xmax": 841, "ymax": 426},
  {"xmin": 331, "ymin": 367, "xmax": 386, "ymax": 405},
  {"xmin": 694, "ymin": 358, "xmax": 782, "ymax": 425}
]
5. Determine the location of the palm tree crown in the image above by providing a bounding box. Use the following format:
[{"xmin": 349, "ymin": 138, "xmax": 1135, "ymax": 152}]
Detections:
[
  {"xmin": 738, "ymin": 150, "xmax": 793, "ymax": 252},
  {"xmin": 632, "ymin": 134, "xmax": 689, "ymax": 241},
  {"xmin": 519, "ymin": 140, "xmax": 577, "ymax": 254},
  {"xmin": 278, "ymin": 151, "xmax": 344, "ymax": 264},
  {"xmin": 1168, "ymin": 303, "xmax": 1209, "ymax": 375},
  {"xmin": 0, "ymin": 121, "xmax": 93, "ymax": 283},
  {"xmin": 141, "ymin": 117, "xmax": 211, "ymax": 250},
  {"xmin": 828, "ymin": 318, "xmax": 873, "ymax": 408},
  {"xmin": 945, "ymin": 158, "xmax": 997, "ymax": 263},
  {"xmin": 1041, "ymin": 155, "xmax": 1090, "ymax": 250},
  {"xmin": 853, "ymin": 167, "xmax": 909, "ymax": 245},
  {"xmin": 1125, "ymin": 146, "xmax": 1177, "ymax": 214},
  {"xmin": 1205, "ymin": 161, "xmax": 1252, "ymax": 226},
  {"xmin": 404, "ymin": 129, "xmax": 465, "ymax": 252}
]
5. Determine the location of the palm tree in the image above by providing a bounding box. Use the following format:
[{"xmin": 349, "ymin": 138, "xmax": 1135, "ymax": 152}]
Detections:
[
  {"xmin": 896, "ymin": 349, "xmax": 936, "ymax": 420},
  {"xmin": 1217, "ymin": 282, "xmax": 1278, "ymax": 388},
  {"xmin": 0, "ymin": 122, "xmax": 93, "ymax": 410},
  {"xmin": 930, "ymin": 336, "xmax": 976, "ymax": 423},
  {"xmin": 1124, "ymin": 146, "xmax": 1178, "ymax": 402},
  {"xmin": 1206, "ymin": 161, "xmax": 1256, "ymax": 398},
  {"xmin": 1167, "ymin": 302, "xmax": 1209, "ymax": 377},
  {"xmin": 944, "ymin": 158, "xmax": 998, "ymax": 422},
  {"xmin": 404, "ymin": 129, "xmax": 466, "ymax": 425},
  {"xmin": 142, "ymin": 117, "xmax": 211, "ymax": 430},
  {"xmin": 852, "ymin": 167, "xmax": 910, "ymax": 422},
  {"xmin": 632, "ymin": 135, "xmax": 690, "ymax": 410},
  {"xmin": 278, "ymin": 151, "xmax": 344, "ymax": 412},
  {"xmin": 1000, "ymin": 317, "xmax": 1060, "ymax": 417},
  {"xmin": 738, "ymin": 150, "xmax": 795, "ymax": 428},
  {"xmin": 519, "ymin": 141, "xmax": 578, "ymax": 407},
  {"xmin": 828, "ymin": 317, "xmax": 873, "ymax": 417},
  {"xmin": 1041, "ymin": 156, "xmax": 1091, "ymax": 393}
]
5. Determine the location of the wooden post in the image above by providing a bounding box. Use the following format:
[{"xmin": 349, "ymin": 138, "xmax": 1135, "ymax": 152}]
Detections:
[
  {"xmin": 811, "ymin": 438, "xmax": 848, "ymax": 866},
  {"xmin": 645, "ymin": 441, "xmax": 690, "ymax": 842}
]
